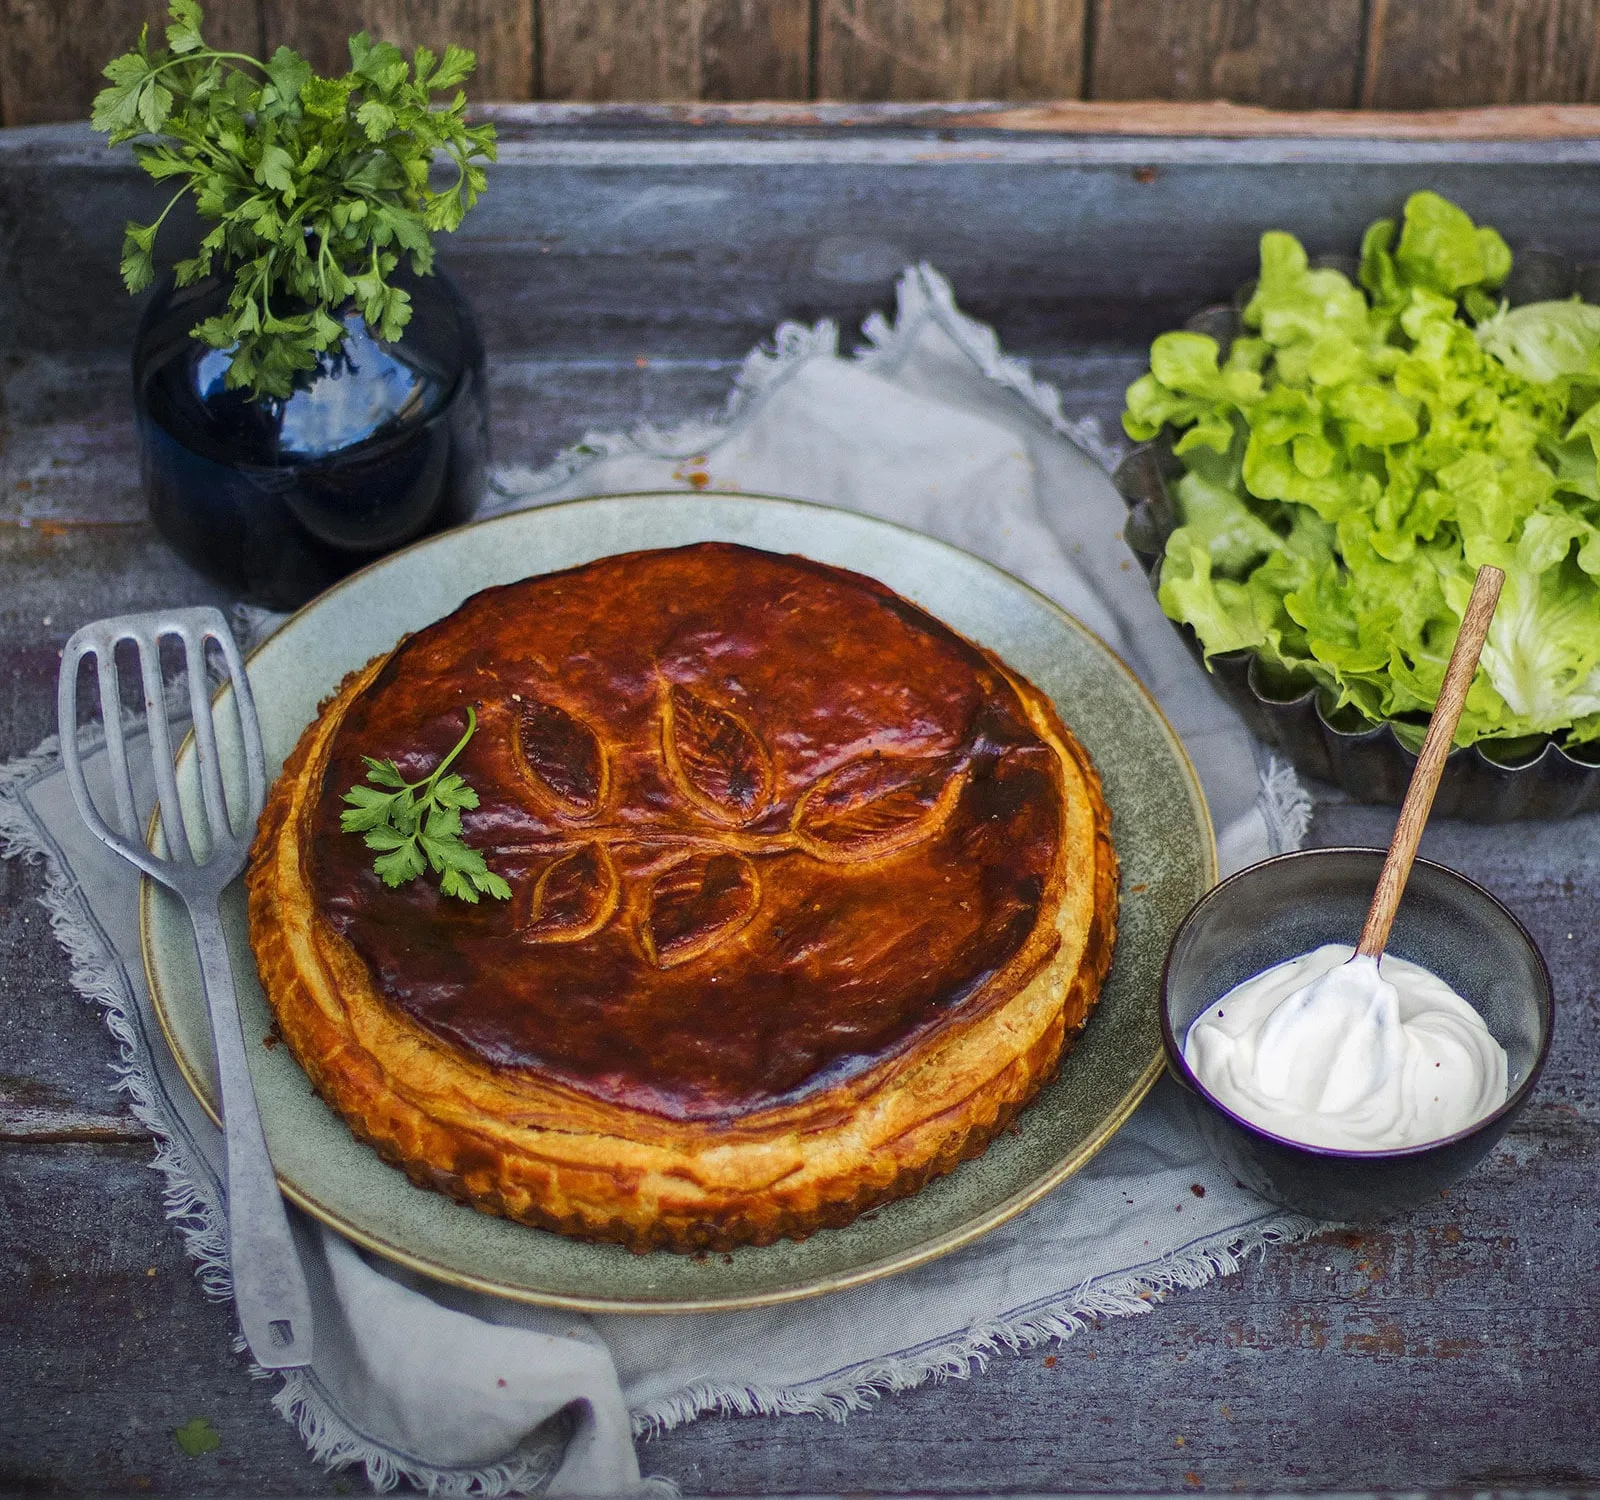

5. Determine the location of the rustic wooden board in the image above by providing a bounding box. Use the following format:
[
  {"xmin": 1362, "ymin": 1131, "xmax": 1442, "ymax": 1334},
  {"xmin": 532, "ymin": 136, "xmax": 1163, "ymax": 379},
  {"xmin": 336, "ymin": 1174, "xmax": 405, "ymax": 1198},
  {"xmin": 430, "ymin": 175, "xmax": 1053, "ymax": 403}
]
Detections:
[
  {"xmin": 0, "ymin": 0, "xmax": 258, "ymax": 128},
  {"xmin": 3, "ymin": 118, "xmax": 1599, "ymax": 1494},
  {"xmin": 541, "ymin": 0, "xmax": 809, "ymax": 102},
  {"xmin": 471, "ymin": 96, "xmax": 1600, "ymax": 134},
  {"xmin": 817, "ymin": 0, "xmax": 1084, "ymax": 102},
  {"xmin": 0, "ymin": 832, "xmax": 145, "ymax": 1142},
  {"xmin": 1087, "ymin": 0, "xmax": 1366, "ymax": 109},
  {"xmin": 0, "ymin": 1141, "xmax": 350, "ymax": 1496},
  {"xmin": 3, "ymin": 343, "xmax": 1600, "ymax": 1494},
  {"xmin": 1363, "ymin": 0, "xmax": 1600, "ymax": 110},
  {"xmin": 261, "ymin": 0, "xmax": 535, "ymax": 102},
  {"xmin": 13, "ymin": 120, "xmax": 1600, "ymax": 372}
]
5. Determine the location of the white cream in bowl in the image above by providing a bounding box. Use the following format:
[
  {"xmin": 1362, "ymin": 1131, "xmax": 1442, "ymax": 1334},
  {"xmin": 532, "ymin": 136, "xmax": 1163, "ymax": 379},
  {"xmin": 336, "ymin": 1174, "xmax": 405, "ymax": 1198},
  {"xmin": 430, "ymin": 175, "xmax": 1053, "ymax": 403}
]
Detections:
[{"xmin": 1182, "ymin": 943, "xmax": 1508, "ymax": 1152}]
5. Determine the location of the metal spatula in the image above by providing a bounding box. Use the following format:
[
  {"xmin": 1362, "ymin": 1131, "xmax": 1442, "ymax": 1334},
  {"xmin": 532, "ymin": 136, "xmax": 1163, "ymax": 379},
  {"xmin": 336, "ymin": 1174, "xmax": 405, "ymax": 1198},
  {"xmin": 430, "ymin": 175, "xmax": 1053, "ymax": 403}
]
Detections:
[{"xmin": 57, "ymin": 607, "xmax": 313, "ymax": 1369}]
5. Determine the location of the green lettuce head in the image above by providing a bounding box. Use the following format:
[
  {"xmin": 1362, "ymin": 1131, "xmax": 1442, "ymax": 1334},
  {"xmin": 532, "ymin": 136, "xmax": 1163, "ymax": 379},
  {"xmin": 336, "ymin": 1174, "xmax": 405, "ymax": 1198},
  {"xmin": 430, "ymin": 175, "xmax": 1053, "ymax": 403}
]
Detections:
[{"xmin": 1126, "ymin": 190, "xmax": 1600, "ymax": 750}]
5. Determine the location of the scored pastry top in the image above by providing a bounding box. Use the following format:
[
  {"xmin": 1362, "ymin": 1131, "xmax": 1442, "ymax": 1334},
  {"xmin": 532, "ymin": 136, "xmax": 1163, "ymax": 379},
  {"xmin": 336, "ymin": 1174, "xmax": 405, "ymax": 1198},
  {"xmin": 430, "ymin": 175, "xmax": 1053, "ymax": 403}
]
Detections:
[{"xmin": 309, "ymin": 542, "xmax": 1069, "ymax": 1121}]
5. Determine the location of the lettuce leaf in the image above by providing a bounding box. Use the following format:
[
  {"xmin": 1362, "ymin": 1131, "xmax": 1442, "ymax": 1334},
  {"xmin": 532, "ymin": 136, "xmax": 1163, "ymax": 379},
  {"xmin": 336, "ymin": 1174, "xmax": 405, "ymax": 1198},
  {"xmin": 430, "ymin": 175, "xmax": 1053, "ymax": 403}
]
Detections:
[
  {"xmin": 1394, "ymin": 190, "xmax": 1510, "ymax": 297},
  {"xmin": 1125, "ymin": 190, "xmax": 1600, "ymax": 749},
  {"xmin": 1475, "ymin": 297, "xmax": 1600, "ymax": 383}
]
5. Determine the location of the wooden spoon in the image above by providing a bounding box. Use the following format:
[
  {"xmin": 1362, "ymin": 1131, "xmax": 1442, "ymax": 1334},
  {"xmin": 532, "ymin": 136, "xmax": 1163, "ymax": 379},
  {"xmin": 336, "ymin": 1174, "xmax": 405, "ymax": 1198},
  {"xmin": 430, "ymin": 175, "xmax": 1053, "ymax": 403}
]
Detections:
[{"xmin": 1356, "ymin": 564, "xmax": 1505, "ymax": 958}]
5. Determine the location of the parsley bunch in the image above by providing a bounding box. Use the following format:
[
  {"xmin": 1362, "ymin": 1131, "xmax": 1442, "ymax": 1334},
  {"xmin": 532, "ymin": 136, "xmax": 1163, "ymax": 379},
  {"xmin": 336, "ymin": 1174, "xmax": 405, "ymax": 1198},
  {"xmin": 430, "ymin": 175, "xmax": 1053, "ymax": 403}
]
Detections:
[
  {"xmin": 92, "ymin": 0, "xmax": 496, "ymax": 400},
  {"xmin": 339, "ymin": 706, "xmax": 512, "ymax": 903}
]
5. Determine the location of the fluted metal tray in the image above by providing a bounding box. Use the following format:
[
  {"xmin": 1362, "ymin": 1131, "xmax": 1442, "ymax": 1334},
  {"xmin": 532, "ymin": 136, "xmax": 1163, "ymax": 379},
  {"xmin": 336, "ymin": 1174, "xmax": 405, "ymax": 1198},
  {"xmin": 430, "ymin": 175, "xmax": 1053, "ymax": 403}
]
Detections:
[{"xmin": 1115, "ymin": 254, "xmax": 1600, "ymax": 822}]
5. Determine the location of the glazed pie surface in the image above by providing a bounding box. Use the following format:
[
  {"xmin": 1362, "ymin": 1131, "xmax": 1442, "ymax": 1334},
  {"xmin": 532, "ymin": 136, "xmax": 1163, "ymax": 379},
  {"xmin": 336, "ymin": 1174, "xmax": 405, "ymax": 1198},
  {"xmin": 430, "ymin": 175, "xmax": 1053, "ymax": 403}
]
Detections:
[{"xmin": 247, "ymin": 542, "xmax": 1118, "ymax": 1251}]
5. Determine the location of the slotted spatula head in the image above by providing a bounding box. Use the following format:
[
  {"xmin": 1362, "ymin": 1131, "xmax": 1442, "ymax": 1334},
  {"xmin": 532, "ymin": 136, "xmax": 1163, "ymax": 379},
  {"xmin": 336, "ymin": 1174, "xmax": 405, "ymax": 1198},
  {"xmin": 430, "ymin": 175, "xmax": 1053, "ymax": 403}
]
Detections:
[{"xmin": 57, "ymin": 606, "xmax": 266, "ymax": 893}]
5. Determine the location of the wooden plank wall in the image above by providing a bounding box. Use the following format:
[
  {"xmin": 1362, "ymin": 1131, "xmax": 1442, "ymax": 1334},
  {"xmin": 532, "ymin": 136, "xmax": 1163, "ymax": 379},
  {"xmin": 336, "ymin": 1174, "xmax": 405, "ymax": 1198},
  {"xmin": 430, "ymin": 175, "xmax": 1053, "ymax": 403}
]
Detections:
[{"xmin": 3, "ymin": 0, "xmax": 1600, "ymax": 127}]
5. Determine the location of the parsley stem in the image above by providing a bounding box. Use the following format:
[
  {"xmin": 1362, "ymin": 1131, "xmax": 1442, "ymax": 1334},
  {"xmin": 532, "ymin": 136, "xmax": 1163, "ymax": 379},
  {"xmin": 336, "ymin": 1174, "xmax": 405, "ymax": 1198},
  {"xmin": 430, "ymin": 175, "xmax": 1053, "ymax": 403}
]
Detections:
[
  {"xmin": 140, "ymin": 49, "xmax": 270, "ymax": 84},
  {"xmin": 142, "ymin": 184, "xmax": 190, "ymax": 243},
  {"xmin": 410, "ymin": 705, "xmax": 478, "ymax": 796}
]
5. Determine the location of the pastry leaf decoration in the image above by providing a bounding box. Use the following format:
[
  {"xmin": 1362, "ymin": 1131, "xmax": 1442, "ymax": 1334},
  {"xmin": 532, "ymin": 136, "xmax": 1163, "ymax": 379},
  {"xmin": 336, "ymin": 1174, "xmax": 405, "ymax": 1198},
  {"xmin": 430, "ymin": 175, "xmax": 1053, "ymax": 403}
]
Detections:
[
  {"xmin": 524, "ymin": 841, "xmax": 620, "ymax": 943},
  {"xmin": 662, "ymin": 684, "xmax": 774, "ymax": 824},
  {"xmin": 340, "ymin": 705, "xmax": 512, "ymax": 903},
  {"xmin": 516, "ymin": 699, "xmax": 607, "ymax": 816},
  {"xmin": 641, "ymin": 851, "xmax": 760, "ymax": 969},
  {"xmin": 792, "ymin": 752, "xmax": 967, "ymax": 863},
  {"xmin": 473, "ymin": 680, "xmax": 981, "ymax": 963}
]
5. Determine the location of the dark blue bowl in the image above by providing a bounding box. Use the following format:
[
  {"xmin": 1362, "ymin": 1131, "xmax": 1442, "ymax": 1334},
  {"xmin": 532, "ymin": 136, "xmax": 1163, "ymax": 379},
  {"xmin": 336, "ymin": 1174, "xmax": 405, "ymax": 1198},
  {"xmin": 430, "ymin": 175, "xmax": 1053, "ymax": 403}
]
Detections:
[{"xmin": 1159, "ymin": 848, "xmax": 1553, "ymax": 1221}]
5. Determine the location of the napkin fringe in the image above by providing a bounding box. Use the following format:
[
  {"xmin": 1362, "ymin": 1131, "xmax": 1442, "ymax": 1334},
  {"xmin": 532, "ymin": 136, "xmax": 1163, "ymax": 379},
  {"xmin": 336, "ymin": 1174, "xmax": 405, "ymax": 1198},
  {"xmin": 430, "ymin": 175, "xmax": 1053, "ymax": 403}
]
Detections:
[
  {"xmin": 1259, "ymin": 751, "xmax": 1314, "ymax": 853},
  {"xmin": 272, "ymin": 1371, "xmax": 583, "ymax": 1498},
  {"xmin": 0, "ymin": 723, "xmax": 241, "ymax": 1296},
  {"xmin": 631, "ymin": 1213, "xmax": 1317, "ymax": 1437},
  {"xmin": 859, "ymin": 264, "xmax": 1124, "ymax": 476}
]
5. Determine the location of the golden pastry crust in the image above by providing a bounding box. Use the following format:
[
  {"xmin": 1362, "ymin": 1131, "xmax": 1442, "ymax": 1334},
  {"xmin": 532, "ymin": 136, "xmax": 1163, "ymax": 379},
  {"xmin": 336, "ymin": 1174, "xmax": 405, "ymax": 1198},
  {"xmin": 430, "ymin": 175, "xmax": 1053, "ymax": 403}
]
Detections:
[{"xmin": 246, "ymin": 544, "xmax": 1117, "ymax": 1252}]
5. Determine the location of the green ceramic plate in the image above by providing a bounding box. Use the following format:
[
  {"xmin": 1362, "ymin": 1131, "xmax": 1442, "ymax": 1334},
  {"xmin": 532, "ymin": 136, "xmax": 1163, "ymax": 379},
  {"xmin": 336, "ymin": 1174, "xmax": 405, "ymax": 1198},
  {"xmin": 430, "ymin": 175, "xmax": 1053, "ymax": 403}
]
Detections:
[{"xmin": 142, "ymin": 493, "xmax": 1215, "ymax": 1313}]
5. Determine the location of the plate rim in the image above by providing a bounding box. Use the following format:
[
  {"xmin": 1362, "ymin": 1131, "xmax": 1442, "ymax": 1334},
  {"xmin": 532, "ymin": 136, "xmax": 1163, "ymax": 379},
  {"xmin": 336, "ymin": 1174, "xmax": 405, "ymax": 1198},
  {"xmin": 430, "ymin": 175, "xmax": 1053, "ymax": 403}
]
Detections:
[{"xmin": 141, "ymin": 490, "xmax": 1216, "ymax": 1314}]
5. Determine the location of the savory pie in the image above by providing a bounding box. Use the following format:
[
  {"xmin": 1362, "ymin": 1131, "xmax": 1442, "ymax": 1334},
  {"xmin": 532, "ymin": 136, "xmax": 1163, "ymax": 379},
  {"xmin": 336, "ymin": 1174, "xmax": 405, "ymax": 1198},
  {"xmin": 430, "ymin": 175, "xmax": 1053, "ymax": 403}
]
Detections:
[{"xmin": 247, "ymin": 542, "xmax": 1117, "ymax": 1252}]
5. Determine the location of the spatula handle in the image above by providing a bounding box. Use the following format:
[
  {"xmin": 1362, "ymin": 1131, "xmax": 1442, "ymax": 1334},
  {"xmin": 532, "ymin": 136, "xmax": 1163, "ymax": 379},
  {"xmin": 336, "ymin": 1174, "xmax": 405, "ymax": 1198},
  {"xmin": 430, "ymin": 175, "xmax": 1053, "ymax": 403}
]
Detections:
[
  {"xmin": 188, "ymin": 894, "xmax": 315, "ymax": 1368},
  {"xmin": 1357, "ymin": 565, "xmax": 1504, "ymax": 959}
]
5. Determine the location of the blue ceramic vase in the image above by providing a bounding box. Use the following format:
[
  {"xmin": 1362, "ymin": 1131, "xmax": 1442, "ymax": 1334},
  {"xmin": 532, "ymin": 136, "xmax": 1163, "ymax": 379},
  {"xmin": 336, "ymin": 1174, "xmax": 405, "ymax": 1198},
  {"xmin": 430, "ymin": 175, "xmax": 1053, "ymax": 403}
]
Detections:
[{"xmin": 133, "ymin": 268, "xmax": 488, "ymax": 611}]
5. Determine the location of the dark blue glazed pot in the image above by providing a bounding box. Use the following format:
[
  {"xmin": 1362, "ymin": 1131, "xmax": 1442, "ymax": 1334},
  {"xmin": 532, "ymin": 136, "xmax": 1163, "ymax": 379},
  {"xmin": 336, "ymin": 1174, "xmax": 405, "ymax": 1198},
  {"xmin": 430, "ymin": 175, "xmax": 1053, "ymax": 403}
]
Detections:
[
  {"xmin": 133, "ymin": 268, "xmax": 488, "ymax": 611},
  {"xmin": 1160, "ymin": 848, "xmax": 1553, "ymax": 1221}
]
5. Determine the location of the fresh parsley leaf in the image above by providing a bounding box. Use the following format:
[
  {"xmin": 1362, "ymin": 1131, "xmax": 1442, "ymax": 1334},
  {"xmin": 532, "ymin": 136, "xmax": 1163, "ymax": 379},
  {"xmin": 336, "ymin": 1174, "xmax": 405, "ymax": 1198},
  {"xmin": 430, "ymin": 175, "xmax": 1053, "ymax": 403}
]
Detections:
[
  {"xmin": 432, "ymin": 773, "xmax": 478, "ymax": 809},
  {"xmin": 423, "ymin": 802, "xmax": 463, "ymax": 841},
  {"xmin": 337, "ymin": 784, "xmax": 397, "ymax": 832},
  {"xmin": 138, "ymin": 79, "xmax": 174, "ymax": 134},
  {"xmin": 91, "ymin": 1, "xmax": 496, "ymax": 401},
  {"xmin": 254, "ymin": 143, "xmax": 296, "ymax": 195},
  {"xmin": 264, "ymin": 46, "xmax": 313, "ymax": 112},
  {"xmin": 339, "ymin": 705, "xmax": 509, "ymax": 902},
  {"xmin": 430, "ymin": 46, "xmax": 477, "ymax": 92},
  {"xmin": 165, "ymin": 0, "xmax": 205, "ymax": 55},
  {"xmin": 360, "ymin": 755, "xmax": 406, "ymax": 787},
  {"xmin": 356, "ymin": 98, "xmax": 396, "ymax": 141},
  {"xmin": 373, "ymin": 839, "xmax": 428, "ymax": 888},
  {"xmin": 301, "ymin": 75, "xmax": 351, "ymax": 120}
]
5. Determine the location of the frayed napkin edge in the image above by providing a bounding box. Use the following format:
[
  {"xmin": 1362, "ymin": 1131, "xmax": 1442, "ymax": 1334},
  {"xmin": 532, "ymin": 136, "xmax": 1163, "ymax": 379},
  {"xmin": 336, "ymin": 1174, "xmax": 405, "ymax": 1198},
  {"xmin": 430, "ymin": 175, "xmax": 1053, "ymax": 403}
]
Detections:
[{"xmin": 629, "ymin": 1210, "xmax": 1319, "ymax": 1437}]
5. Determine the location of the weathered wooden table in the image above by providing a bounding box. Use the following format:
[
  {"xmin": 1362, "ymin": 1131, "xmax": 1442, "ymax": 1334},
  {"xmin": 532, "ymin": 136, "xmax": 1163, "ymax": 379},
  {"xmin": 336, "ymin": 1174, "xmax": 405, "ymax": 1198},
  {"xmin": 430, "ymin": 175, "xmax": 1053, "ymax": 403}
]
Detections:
[{"xmin": 3, "ymin": 106, "xmax": 1598, "ymax": 1496}]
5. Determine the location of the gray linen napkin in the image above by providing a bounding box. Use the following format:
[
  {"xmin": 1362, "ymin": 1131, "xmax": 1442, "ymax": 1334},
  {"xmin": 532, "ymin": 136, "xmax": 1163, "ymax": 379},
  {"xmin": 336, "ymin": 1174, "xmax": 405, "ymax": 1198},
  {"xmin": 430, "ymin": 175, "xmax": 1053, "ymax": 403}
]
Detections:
[{"xmin": 0, "ymin": 266, "xmax": 1318, "ymax": 1494}]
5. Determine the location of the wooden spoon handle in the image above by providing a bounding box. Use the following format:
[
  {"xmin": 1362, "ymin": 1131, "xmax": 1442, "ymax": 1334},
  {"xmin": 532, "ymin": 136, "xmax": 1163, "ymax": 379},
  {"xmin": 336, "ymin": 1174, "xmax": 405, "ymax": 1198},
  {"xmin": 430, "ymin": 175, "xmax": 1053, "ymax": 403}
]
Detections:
[{"xmin": 1356, "ymin": 564, "xmax": 1505, "ymax": 959}]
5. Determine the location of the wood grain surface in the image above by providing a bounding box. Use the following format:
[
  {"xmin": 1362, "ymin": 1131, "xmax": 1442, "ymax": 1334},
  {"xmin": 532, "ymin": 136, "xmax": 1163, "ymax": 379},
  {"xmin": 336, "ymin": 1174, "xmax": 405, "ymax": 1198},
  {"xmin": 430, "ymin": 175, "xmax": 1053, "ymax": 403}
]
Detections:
[
  {"xmin": 543, "ymin": 0, "xmax": 809, "ymax": 102},
  {"xmin": 2, "ymin": 353, "xmax": 1598, "ymax": 1496},
  {"xmin": 0, "ymin": 0, "xmax": 259, "ymax": 128},
  {"xmin": 1363, "ymin": 0, "xmax": 1600, "ymax": 109},
  {"xmin": 817, "ymin": 0, "xmax": 1084, "ymax": 102},
  {"xmin": 947, "ymin": 97, "xmax": 1600, "ymax": 135},
  {"xmin": 1087, "ymin": 0, "xmax": 1366, "ymax": 109},
  {"xmin": 17, "ymin": 118, "xmax": 1600, "ymax": 372},
  {"xmin": 12, "ymin": 0, "xmax": 1600, "ymax": 123},
  {"xmin": 261, "ymin": 0, "xmax": 535, "ymax": 103}
]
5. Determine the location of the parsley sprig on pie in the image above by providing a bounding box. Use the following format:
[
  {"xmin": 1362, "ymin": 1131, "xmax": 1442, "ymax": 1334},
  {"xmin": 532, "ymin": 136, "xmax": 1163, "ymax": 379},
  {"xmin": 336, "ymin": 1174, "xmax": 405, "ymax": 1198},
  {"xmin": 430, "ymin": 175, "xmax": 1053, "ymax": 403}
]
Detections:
[{"xmin": 339, "ymin": 705, "xmax": 512, "ymax": 903}]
